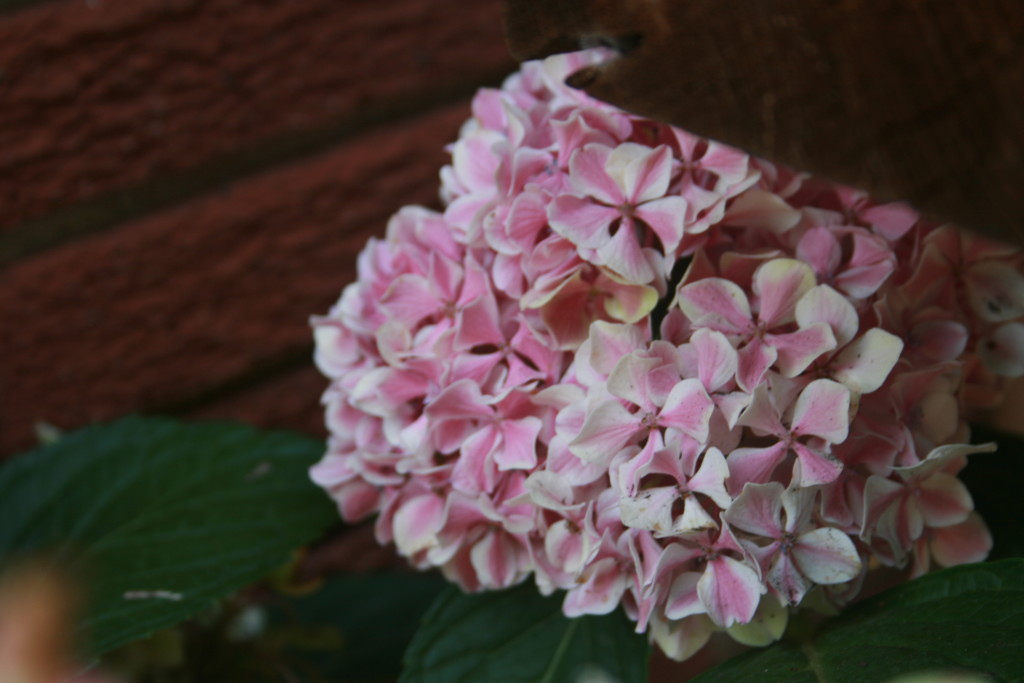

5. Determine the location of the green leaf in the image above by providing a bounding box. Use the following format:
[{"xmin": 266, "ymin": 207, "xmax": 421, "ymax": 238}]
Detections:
[
  {"xmin": 274, "ymin": 571, "xmax": 448, "ymax": 682},
  {"xmin": 0, "ymin": 416, "xmax": 337, "ymax": 657},
  {"xmin": 399, "ymin": 583, "xmax": 650, "ymax": 683},
  {"xmin": 693, "ymin": 559, "xmax": 1024, "ymax": 683}
]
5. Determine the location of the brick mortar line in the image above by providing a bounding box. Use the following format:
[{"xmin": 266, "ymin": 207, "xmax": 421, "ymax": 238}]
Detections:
[
  {"xmin": 153, "ymin": 345, "xmax": 316, "ymax": 419},
  {"xmin": 0, "ymin": 67, "xmax": 511, "ymax": 267}
]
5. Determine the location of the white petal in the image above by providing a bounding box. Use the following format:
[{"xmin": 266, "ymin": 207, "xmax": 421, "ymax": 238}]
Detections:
[
  {"xmin": 831, "ymin": 328, "xmax": 904, "ymax": 394},
  {"xmin": 793, "ymin": 527, "xmax": 862, "ymax": 585}
]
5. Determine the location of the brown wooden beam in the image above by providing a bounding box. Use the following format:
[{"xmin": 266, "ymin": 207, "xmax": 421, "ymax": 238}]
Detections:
[{"xmin": 504, "ymin": 0, "xmax": 1024, "ymax": 245}]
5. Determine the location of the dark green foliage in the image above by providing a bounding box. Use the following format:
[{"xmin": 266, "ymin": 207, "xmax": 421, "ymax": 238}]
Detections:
[
  {"xmin": 400, "ymin": 582, "xmax": 650, "ymax": 683},
  {"xmin": 0, "ymin": 416, "xmax": 337, "ymax": 656},
  {"xmin": 693, "ymin": 560, "xmax": 1024, "ymax": 682}
]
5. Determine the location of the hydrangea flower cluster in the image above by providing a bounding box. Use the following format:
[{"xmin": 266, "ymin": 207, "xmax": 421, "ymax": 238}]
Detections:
[{"xmin": 310, "ymin": 51, "xmax": 1024, "ymax": 659}]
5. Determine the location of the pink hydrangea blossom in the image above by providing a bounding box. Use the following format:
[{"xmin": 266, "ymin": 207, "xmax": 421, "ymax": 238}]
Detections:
[{"xmin": 311, "ymin": 51, "xmax": 1024, "ymax": 661}]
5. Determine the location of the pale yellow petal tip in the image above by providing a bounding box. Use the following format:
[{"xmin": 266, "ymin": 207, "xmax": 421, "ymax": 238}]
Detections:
[
  {"xmin": 573, "ymin": 665, "xmax": 622, "ymax": 683},
  {"xmin": 885, "ymin": 671, "xmax": 993, "ymax": 683},
  {"xmin": 603, "ymin": 285, "xmax": 658, "ymax": 323},
  {"xmin": 725, "ymin": 595, "xmax": 788, "ymax": 647}
]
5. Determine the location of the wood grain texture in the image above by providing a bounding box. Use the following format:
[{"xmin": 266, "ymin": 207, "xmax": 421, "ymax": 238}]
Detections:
[
  {"xmin": 504, "ymin": 0, "xmax": 1024, "ymax": 244},
  {"xmin": 0, "ymin": 104, "xmax": 468, "ymax": 457},
  {"xmin": 0, "ymin": 0, "xmax": 510, "ymax": 230}
]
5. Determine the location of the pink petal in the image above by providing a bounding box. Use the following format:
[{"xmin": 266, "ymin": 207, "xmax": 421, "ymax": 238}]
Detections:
[
  {"xmin": 691, "ymin": 328, "xmax": 739, "ymax": 392},
  {"xmin": 977, "ymin": 322, "xmax": 1024, "ymax": 377},
  {"xmin": 607, "ymin": 354, "xmax": 662, "ymax": 411},
  {"xmin": 447, "ymin": 351, "xmax": 503, "ymax": 390},
  {"xmin": 563, "ymin": 557, "xmax": 629, "ymax": 617},
  {"xmin": 425, "ymin": 379, "xmax": 494, "ymax": 422},
  {"xmin": 436, "ymin": 492, "xmax": 490, "ymax": 544},
  {"xmin": 471, "ymin": 530, "xmax": 526, "ymax": 589},
  {"xmin": 596, "ymin": 220, "xmax": 659, "ymax": 284},
  {"xmin": 452, "ymin": 426, "xmax": 500, "ymax": 494},
  {"xmin": 665, "ymin": 572, "xmax": 704, "ymax": 620},
  {"xmin": 716, "ymin": 391, "xmax": 753, "ymax": 429},
  {"xmin": 544, "ymin": 519, "xmax": 590, "ymax": 574},
  {"xmin": 860, "ymin": 201, "xmax": 919, "ymax": 240},
  {"xmin": 834, "ymin": 231, "xmax": 896, "ymax": 298},
  {"xmin": 795, "ymin": 284, "xmax": 859, "ymax": 347},
  {"xmin": 659, "ymin": 379, "xmax": 715, "ymax": 443},
  {"xmin": 965, "ymin": 261, "xmax": 1024, "ymax": 322},
  {"xmin": 677, "ymin": 278, "xmax": 753, "ymax": 334},
  {"xmin": 551, "ymin": 111, "xmax": 617, "ymax": 163},
  {"xmin": 569, "ymin": 399, "xmax": 639, "ymax": 464},
  {"xmin": 502, "ymin": 146, "xmax": 552, "ymax": 195},
  {"xmin": 455, "ymin": 295, "xmax": 503, "ymax": 349},
  {"xmin": 585, "ymin": 321, "xmax": 648, "ymax": 376},
  {"xmin": 780, "ymin": 485, "xmax": 815, "ymax": 534},
  {"xmin": 548, "ymin": 194, "xmax": 619, "ymax": 248},
  {"xmin": 930, "ymin": 512, "xmax": 992, "ymax": 567},
  {"xmin": 532, "ymin": 272, "xmax": 595, "ymax": 350},
  {"xmin": 636, "ymin": 195, "xmax": 688, "ymax": 254},
  {"xmin": 699, "ymin": 556, "xmax": 763, "ymax": 627},
  {"xmin": 616, "ymin": 431, "xmax": 664, "ymax": 497},
  {"xmin": 470, "ymin": 87, "xmax": 507, "ymax": 133},
  {"xmin": 917, "ymin": 472, "xmax": 973, "ymax": 528},
  {"xmin": 724, "ymin": 482, "xmax": 785, "ymax": 538},
  {"xmin": 429, "ymin": 251, "xmax": 468, "ymax": 301},
  {"xmin": 736, "ymin": 337, "xmax": 778, "ymax": 392},
  {"xmin": 615, "ymin": 143, "xmax": 674, "ymax": 203},
  {"xmin": 767, "ymin": 549, "xmax": 812, "ymax": 606},
  {"xmin": 335, "ymin": 480, "xmax": 382, "ymax": 521},
  {"xmin": 791, "ymin": 379, "xmax": 850, "ymax": 443},
  {"xmin": 380, "ymin": 275, "xmax": 443, "ymax": 328},
  {"xmin": 392, "ymin": 494, "xmax": 446, "ymax": 555},
  {"xmin": 753, "ymin": 259, "xmax": 817, "ymax": 328},
  {"xmin": 496, "ymin": 191, "xmax": 548, "ymax": 254},
  {"xmin": 701, "ymin": 139, "xmax": 752, "ymax": 186},
  {"xmin": 831, "ymin": 328, "xmax": 904, "ymax": 394},
  {"xmin": 915, "ymin": 389, "xmax": 961, "ymax": 446},
  {"xmin": 312, "ymin": 321, "xmax": 360, "ymax": 377},
  {"xmin": 688, "ymin": 447, "xmax": 732, "ymax": 509},
  {"xmin": 727, "ymin": 441, "xmax": 789, "ymax": 490},
  {"xmin": 630, "ymin": 527, "xmax": 670, "ymax": 592},
  {"xmin": 455, "ymin": 255, "xmax": 491, "ymax": 308},
  {"xmin": 736, "ymin": 383, "xmax": 785, "ymax": 436},
  {"xmin": 792, "ymin": 442, "xmax": 844, "ymax": 487},
  {"xmin": 860, "ymin": 475, "xmax": 907, "ymax": 539},
  {"xmin": 309, "ymin": 453, "xmax": 357, "ymax": 488},
  {"xmin": 550, "ymin": 441, "xmax": 608, "ymax": 488},
  {"xmin": 796, "ymin": 227, "xmax": 842, "ymax": 278},
  {"xmin": 451, "ymin": 129, "xmax": 502, "ymax": 192},
  {"xmin": 568, "ymin": 143, "xmax": 623, "ymax": 204},
  {"xmin": 768, "ymin": 323, "xmax": 837, "ymax": 378},
  {"xmin": 910, "ymin": 319, "xmax": 967, "ymax": 363},
  {"xmin": 495, "ymin": 417, "xmax": 543, "ymax": 471},
  {"xmin": 724, "ymin": 190, "xmax": 801, "ymax": 233},
  {"xmin": 792, "ymin": 527, "xmax": 862, "ymax": 585}
]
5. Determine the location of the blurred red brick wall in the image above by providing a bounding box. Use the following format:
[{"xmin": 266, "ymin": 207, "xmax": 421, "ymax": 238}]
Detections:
[{"xmin": 0, "ymin": 0, "xmax": 515, "ymax": 457}]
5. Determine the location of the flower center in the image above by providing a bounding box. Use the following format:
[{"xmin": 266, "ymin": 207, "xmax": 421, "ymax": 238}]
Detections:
[{"xmin": 639, "ymin": 412, "xmax": 658, "ymax": 430}]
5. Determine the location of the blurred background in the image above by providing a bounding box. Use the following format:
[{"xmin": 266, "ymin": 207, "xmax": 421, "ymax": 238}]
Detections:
[{"xmin": 0, "ymin": 0, "xmax": 515, "ymax": 459}]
